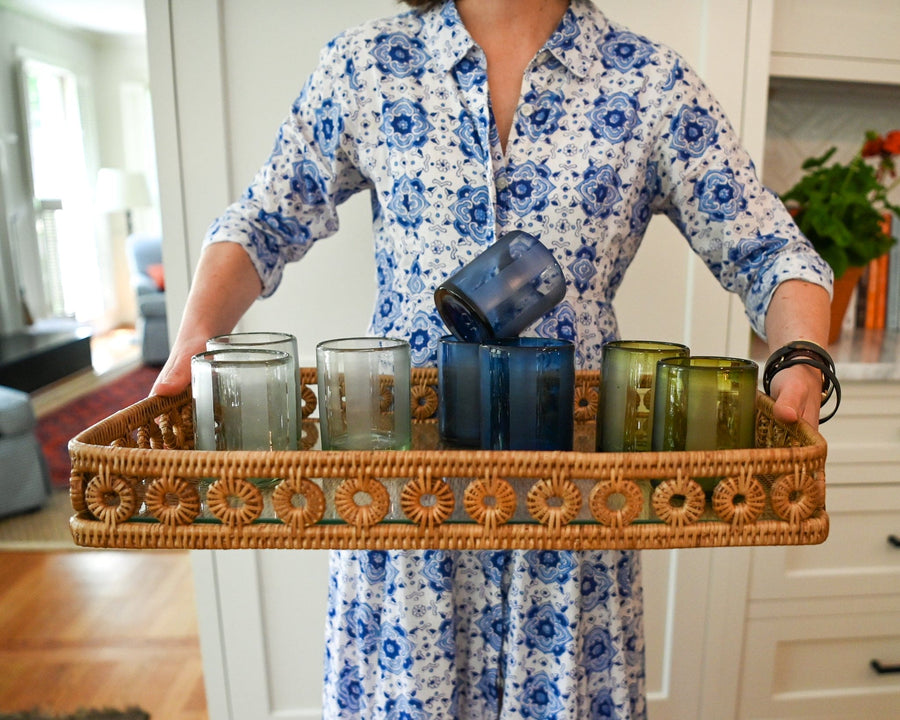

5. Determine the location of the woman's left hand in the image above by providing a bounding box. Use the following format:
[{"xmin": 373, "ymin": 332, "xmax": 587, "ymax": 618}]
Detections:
[{"xmin": 767, "ymin": 362, "xmax": 823, "ymax": 430}]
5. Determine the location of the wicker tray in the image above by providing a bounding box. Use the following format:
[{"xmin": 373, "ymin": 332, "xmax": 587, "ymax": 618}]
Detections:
[{"xmin": 67, "ymin": 368, "xmax": 828, "ymax": 550}]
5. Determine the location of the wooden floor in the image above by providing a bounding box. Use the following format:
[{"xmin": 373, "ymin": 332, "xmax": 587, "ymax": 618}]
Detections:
[
  {"xmin": 0, "ymin": 550, "xmax": 208, "ymax": 719},
  {"xmin": 0, "ymin": 332, "xmax": 207, "ymax": 718}
]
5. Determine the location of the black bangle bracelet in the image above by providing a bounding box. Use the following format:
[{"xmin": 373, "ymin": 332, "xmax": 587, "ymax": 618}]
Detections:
[{"xmin": 763, "ymin": 341, "xmax": 841, "ymax": 423}]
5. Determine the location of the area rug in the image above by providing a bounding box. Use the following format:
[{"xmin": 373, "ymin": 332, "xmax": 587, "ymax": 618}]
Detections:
[
  {"xmin": 36, "ymin": 364, "xmax": 161, "ymax": 490},
  {"xmin": 0, "ymin": 709, "xmax": 149, "ymax": 720},
  {"xmin": 0, "ymin": 489, "xmax": 77, "ymax": 549}
]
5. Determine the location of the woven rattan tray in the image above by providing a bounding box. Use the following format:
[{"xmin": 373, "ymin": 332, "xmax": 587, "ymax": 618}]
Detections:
[{"xmin": 68, "ymin": 368, "xmax": 828, "ymax": 550}]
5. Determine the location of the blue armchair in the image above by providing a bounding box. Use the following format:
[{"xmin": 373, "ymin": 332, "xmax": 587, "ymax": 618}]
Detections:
[
  {"xmin": 126, "ymin": 234, "xmax": 170, "ymax": 365},
  {"xmin": 0, "ymin": 385, "xmax": 50, "ymax": 518}
]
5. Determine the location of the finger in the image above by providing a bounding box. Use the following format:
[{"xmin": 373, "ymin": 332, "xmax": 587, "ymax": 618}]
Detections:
[
  {"xmin": 150, "ymin": 361, "xmax": 191, "ymax": 397},
  {"xmin": 771, "ymin": 394, "xmax": 800, "ymax": 425}
]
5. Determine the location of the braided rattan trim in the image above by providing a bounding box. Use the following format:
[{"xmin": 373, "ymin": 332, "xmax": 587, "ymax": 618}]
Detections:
[
  {"xmin": 272, "ymin": 474, "xmax": 326, "ymax": 529},
  {"xmin": 69, "ymin": 513, "xmax": 830, "ymax": 550},
  {"xmin": 207, "ymin": 477, "xmax": 264, "ymax": 526},
  {"xmin": 334, "ymin": 476, "xmax": 391, "ymax": 528},
  {"xmin": 589, "ymin": 476, "xmax": 644, "ymax": 527},
  {"xmin": 145, "ymin": 476, "xmax": 201, "ymax": 526},
  {"xmin": 84, "ymin": 469, "xmax": 137, "ymax": 526},
  {"xmin": 400, "ymin": 472, "xmax": 455, "ymax": 528}
]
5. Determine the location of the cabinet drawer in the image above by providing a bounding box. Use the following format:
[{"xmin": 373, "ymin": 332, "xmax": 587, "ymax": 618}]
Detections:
[
  {"xmin": 749, "ymin": 485, "xmax": 900, "ymax": 600},
  {"xmin": 740, "ymin": 611, "xmax": 900, "ymax": 719},
  {"xmin": 819, "ymin": 382, "xmax": 900, "ymax": 487}
]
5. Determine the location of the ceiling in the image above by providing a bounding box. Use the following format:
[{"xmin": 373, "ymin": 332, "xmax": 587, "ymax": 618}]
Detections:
[{"xmin": 2, "ymin": 0, "xmax": 146, "ymax": 36}]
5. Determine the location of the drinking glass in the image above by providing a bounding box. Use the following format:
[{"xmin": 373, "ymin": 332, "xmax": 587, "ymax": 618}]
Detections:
[
  {"xmin": 597, "ymin": 340, "xmax": 690, "ymax": 452},
  {"xmin": 479, "ymin": 337, "xmax": 575, "ymax": 451},
  {"xmin": 316, "ymin": 337, "xmax": 411, "ymax": 450},
  {"xmin": 434, "ymin": 230, "xmax": 566, "ymax": 343},
  {"xmin": 191, "ymin": 348, "xmax": 296, "ymax": 452},
  {"xmin": 207, "ymin": 332, "xmax": 301, "ymax": 444},
  {"xmin": 651, "ymin": 356, "xmax": 759, "ymax": 453},
  {"xmin": 437, "ymin": 336, "xmax": 481, "ymax": 448}
]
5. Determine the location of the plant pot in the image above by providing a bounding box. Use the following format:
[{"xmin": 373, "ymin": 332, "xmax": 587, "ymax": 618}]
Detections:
[{"xmin": 828, "ymin": 265, "xmax": 865, "ymax": 344}]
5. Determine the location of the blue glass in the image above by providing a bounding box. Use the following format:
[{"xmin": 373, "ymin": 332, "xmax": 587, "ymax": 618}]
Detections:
[
  {"xmin": 437, "ymin": 336, "xmax": 481, "ymax": 448},
  {"xmin": 434, "ymin": 231, "xmax": 566, "ymax": 343},
  {"xmin": 479, "ymin": 338, "xmax": 575, "ymax": 451}
]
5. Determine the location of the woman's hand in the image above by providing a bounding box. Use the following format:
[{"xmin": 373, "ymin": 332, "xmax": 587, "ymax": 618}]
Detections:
[
  {"xmin": 150, "ymin": 332, "xmax": 209, "ymax": 396},
  {"xmin": 763, "ymin": 279, "xmax": 832, "ymax": 431},
  {"xmin": 150, "ymin": 242, "xmax": 263, "ymax": 397},
  {"xmin": 767, "ymin": 362, "xmax": 823, "ymax": 430}
]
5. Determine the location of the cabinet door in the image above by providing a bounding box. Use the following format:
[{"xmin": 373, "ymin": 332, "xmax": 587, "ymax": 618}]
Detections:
[
  {"xmin": 148, "ymin": 1, "xmax": 768, "ymax": 717},
  {"xmin": 770, "ymin": 0, "xmax": 900, "ymax": 84},
  {"xmin": 740, "ymin": 609, "xmax": 900, "ymax": 719},
  {"xmin": 749, "ymin": 485, "xmax": 900, "ymax": 601}
]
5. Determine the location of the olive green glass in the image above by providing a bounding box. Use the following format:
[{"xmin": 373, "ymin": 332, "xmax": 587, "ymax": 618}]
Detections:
[
  {"xmin": 651, "ymin": 356, "xmax": 759, "ymax": 454},
  {"xmin": 596, "ymin": 340, "xmax": 690, "ymax": 452}
]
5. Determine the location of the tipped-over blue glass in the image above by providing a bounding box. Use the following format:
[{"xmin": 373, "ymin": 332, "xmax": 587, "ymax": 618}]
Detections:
[
  {"xmin": 479, "ymin": 337, "xmax": 575, "ymax": 451},
  {"xmin": 434, "ymin": 231, "xmax": 566, "ymax": 343}
]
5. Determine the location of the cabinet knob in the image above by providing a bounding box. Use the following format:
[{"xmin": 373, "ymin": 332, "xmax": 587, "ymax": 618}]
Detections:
[
  {"xmin": 871, "ymin": 659, "xmax": 900, "ymax": 674},
  {"xmin": 889, "ymin": 535, "xmax": 900, "ymax": 548}
]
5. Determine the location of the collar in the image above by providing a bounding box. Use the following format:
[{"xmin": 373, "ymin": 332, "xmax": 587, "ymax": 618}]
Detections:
[
  {"xmin": 422, "ymin": 1, "xmax": 479, "ymax": 75},
  {"xmin": 423, "ymin": 0, "xmax": 607, "ymax": 79},
  {"xmin": 545, "ymin": 0, "xmax": 607, "ymax": 80}
]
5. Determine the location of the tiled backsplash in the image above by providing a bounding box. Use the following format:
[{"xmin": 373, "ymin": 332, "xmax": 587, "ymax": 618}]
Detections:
[{"xmin": 763, "ymin": 77, "xmax": 900, "ymax": 203}]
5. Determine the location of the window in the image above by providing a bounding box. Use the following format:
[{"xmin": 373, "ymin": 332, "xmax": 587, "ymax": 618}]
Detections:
[{"xmin": 21, "ymin": 57, "xmax": 104, "ymax": 322}]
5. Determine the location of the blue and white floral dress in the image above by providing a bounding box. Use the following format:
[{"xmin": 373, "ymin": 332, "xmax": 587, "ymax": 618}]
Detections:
[{"xmin": 206, "ymin": 1, "xmax": 832, "ymax": 717}]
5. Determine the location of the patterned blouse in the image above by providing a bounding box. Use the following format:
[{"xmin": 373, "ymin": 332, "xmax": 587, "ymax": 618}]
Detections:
[
  {"xmin": 204, "ymin": 3, "xmax": 833, "ymax": 718},
  {"xmin": 205, "ymin": 0, "xmax": 831, "ymax": 369}
]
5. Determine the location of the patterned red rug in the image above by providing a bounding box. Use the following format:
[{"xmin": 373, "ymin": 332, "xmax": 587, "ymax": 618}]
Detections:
[{"xmin": 36, "ymin": 365, "xmax": 162, "ymax": 489}]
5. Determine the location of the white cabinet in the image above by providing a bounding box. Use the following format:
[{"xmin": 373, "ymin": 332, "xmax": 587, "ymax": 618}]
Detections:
[
  {"xmin": 770, "ymin": 0, "xmax": 900, "ymax": 85},
  {"xmin": 739, "ymin": 380, "xmax": 900, "ymax": 718},
  {"xmin": 740, "ymin": 609, "xmax": 900, "ymax": 718}
]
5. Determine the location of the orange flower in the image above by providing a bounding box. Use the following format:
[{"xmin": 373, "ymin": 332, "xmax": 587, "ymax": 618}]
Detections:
[
  {"xmin": 861, "ymin": 136, "xmax": 884, "ymax": 157},
  {"xmin": 883, "ymin": 130, "xmax": 900, "ymax": 156}
]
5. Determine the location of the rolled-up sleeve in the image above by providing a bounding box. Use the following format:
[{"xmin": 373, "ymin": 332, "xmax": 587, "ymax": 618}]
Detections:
[
  {"xmin": 204, "ymin": 35, "xmax": 371, "ymax": 297},
  {"xmin": 650, "ymin": 60, "xmax": 833, "ymax": 338}
]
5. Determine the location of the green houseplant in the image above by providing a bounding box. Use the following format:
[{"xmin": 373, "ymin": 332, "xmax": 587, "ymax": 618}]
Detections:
[
  {"xmin": 781, "ymin": 129, "xmax": 900, "ymax": 280},
  {"xmin": 781, "ymin": 130, "xmax": 900, "ymax": 342}
]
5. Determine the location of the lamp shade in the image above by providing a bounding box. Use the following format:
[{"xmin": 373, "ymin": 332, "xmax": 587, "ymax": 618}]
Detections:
[{"xmin": 96, "ymin": 168, "xmax": 151, "ymax": 213}]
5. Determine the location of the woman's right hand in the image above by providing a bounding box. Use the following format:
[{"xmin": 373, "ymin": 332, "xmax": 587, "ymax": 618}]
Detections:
[
  {"xmin": 150, "ymin": 333, "xmax": 208, "ymax": 396},
  {"xmin": 149, "ymin": 242, "xmax": 264, "ymax": 397}
]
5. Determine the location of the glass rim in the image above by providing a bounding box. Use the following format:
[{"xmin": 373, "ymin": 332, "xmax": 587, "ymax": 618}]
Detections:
[
  {"xmin": 207, "ymin": 331, "xmax": 296, "ymax": 346},
  {"xmin": 440, "ymin": 335, "xmax": 574, "ymax": 348},
  {"xmin": 316, "ymin": 336, "xmax": 409, "ymax": 353},
  {"xmin": 192, "ymin": 348, "xmax": 292, "ymax": 367},
  {"xmin": 480, "ymin": 337, "xmax": 575, "ymax": 353},
  {"xmin": 656, "ymin": 355, "xmax": 758, "ymax": 371},
  {"xmin": 603, "ymin": 339, "xmax": 690, "ymax": 353},
  {"xmin": 433, "ymin": 283, "xmax": 494, "ymax": 341}
]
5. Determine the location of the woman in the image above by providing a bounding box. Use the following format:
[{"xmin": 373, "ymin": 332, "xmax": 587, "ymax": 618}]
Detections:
[{"xmin": 153, "ymin": 1, "xmax": 832, "ymax": 716}]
